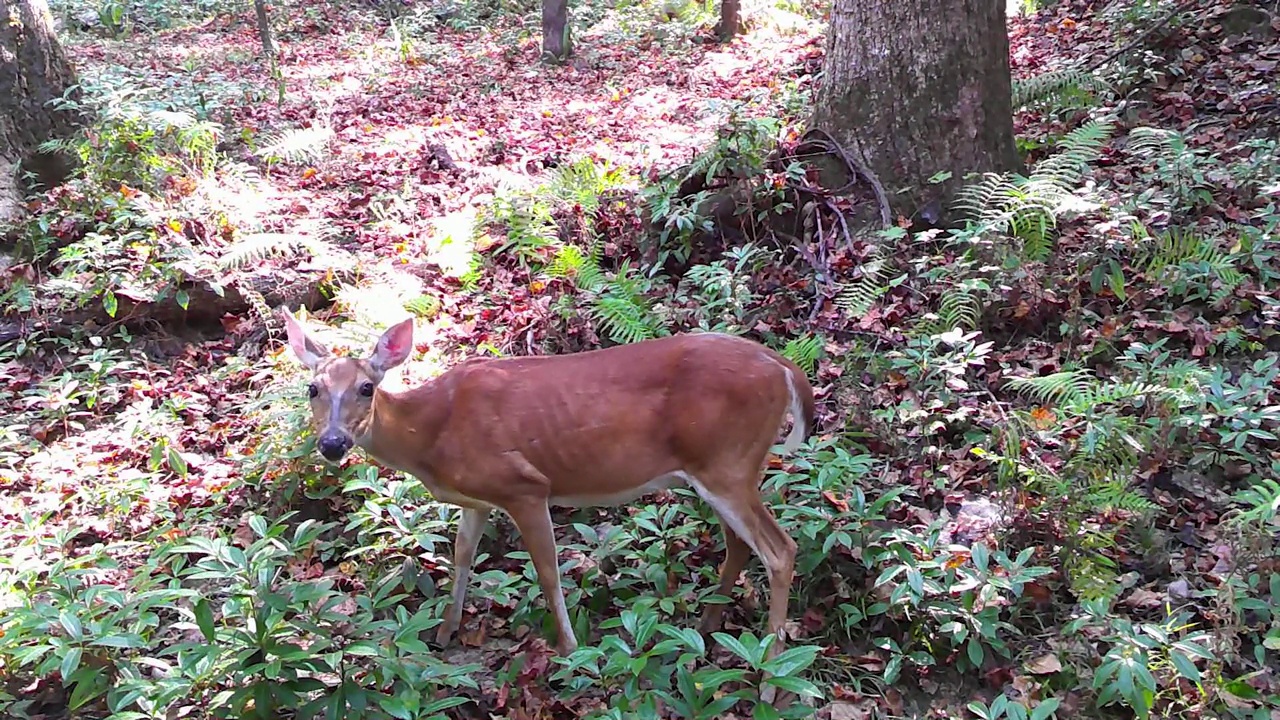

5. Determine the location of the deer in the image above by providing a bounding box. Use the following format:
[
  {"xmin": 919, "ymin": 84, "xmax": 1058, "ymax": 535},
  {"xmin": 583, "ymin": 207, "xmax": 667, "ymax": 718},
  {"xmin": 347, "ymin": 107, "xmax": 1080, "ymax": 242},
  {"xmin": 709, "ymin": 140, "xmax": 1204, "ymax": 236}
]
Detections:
[{"xmin": 280, "ymin": 310, "xmax": 816, "ymax": 686}]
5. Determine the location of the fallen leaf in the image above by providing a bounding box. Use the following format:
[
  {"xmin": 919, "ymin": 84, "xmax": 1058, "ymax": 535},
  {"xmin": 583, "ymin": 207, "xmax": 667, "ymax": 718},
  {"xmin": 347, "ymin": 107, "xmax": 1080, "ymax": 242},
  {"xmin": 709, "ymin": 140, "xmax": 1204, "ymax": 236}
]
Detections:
[{"xmin": 1025, "ymin": 653, "xmax": 1062, "ymax": 674}]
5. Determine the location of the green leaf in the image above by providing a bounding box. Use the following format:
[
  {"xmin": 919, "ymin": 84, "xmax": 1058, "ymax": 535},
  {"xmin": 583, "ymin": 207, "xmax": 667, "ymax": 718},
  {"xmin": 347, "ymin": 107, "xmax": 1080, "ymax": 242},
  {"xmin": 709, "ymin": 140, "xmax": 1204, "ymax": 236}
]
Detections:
[
  {"xmin": 1169, "ymin": 651, "xmax": 1201, "ymax": 682},
  {"xmin": 1221, "ymin": 678, "xmax": 1262, "ymax": 700},
  {"xmin": 176, "ymin": 289, "xmax": 190, "ymax": 310},
  {"xmin": 659, "ymin": 626, "xmax": 706, "ymax": 655},
  {"xmin": 59, "ymin": 611, "xmax": 84, "ymax": 641},
  {"xmin": 712, "ymin": 632, "xmax": 759, "ymax": 665},
  {"xmin": 967, "ymin": 701, "xmax": 993, "ymax": 720},
  {"xmin": 167, "ymin": 446, "xmax": 188, "ymax": 477},
  {"xmin": 194, "ymin": 598, "xmax": 216, "ymax": 642},
  {"xmin": 753, "ymin": 703, "xmax": 783, "ymax": 720},
  {"xmin": 761, "ymin": 645, "xmax": 820, "ymax": 676},
  {"xmin": 103, "ymin": 289, "xmax": 118, "ymax": 318},
  {"xmin": 762, "ymin": 674, "xmax": 823, "ymax": 698},
  {"xmin": 1029, "ymin": 697, "xmax": 1061, "ymax": 720},
  {"xmin": 60, "ymin": 646, "xmax": 83, "ymax": 681},
  {"xmin": 91, "ymin": 633, "xmax": 147, "ymax": 649},
  {"xmin": 967, "ymin": 637, "xmax": 985, "ymax": 668},
  {"xmin": 422, "ymin": 696, "xmax": 472, "ymax": 713}
]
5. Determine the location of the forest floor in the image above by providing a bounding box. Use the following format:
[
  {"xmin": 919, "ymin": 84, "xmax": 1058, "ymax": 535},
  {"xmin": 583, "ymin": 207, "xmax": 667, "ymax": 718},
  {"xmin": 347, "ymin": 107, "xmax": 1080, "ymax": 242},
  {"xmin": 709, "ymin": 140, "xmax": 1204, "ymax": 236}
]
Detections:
[{"xmin": 2, "ymin": 0, "xmax": 1279, "ymax": 718}]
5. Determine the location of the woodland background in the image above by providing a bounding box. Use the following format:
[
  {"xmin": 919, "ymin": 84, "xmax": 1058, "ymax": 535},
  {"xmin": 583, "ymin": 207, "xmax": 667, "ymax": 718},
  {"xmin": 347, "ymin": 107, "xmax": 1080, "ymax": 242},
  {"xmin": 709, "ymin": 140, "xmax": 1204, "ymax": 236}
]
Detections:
[{"xmin": 0, "ymin": 0, "xmax": 1278, "ymax": 718}]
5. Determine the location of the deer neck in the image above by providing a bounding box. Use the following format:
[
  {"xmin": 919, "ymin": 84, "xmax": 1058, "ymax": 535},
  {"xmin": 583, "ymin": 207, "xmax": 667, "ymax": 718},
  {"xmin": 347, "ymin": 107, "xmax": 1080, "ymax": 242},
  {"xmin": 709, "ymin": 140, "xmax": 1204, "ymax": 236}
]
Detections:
[{"xmin": 355, "ymin": 381, "xmax": 446, "ymax": 474}]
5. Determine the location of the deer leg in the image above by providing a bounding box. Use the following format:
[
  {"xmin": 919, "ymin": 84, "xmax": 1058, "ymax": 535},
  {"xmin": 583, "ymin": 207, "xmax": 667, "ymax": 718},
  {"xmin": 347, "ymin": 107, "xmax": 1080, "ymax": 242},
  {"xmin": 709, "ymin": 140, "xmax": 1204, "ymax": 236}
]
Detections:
[
  {"xmin": 436, "ymin": 506, "xmax": 491, "ymax": 646},
  {"xmin": 699, "ymin": 522, "xmax": 751, "ymax": 633},
  {"xmin": 687, "ymin": 475, "xmax": 797, "ymax": 702},
  {"xmin": 505, "ymin": 500, "xmax": 577, "ymax": 655}
]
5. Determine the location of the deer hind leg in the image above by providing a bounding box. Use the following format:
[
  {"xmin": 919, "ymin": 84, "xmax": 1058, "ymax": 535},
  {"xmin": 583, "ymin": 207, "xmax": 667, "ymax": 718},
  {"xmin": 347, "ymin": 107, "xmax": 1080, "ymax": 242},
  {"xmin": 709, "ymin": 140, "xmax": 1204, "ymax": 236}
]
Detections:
[
  {"xmin": 698, "ymin": 522, "xmax": 752, "ymax": 633},
  {"xmin": 687, "ymin": 474, "xmax": 797, "ymax": 699},
  {"xmin": 436, "ymin": 507, "xmax": 491, "ymax": 646},
  {"xmin": 504, "ymin": 500, "xmax": 578, "ymax": 655}
]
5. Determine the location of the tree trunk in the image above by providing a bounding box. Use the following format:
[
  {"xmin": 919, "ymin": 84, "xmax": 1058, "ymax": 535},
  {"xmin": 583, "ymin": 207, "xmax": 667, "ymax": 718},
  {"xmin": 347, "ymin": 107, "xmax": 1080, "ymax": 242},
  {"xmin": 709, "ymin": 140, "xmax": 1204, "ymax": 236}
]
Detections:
[
  {"xmin": 811, "ymin": 0, "xmax": 1019, "ymax": 226},
  {"xmin": 541, "ymin": 0, "xmax": 571, "ymax": 62},
  {"xmin": 716, "ymin": 0, "xmax": 740, "ymax": 41},
  {"xmin": 0, "ymin": 0, "xmax": 82, "ymax": 225}
]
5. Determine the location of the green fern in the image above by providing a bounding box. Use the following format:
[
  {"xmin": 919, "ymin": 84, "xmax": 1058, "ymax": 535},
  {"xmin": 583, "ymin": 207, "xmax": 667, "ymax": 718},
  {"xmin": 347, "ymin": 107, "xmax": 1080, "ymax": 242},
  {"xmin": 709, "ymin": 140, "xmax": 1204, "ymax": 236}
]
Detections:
[
  {"xmin": 781, "ymin": 334, "xmax": 823, "ymax": 376},
  {"xmin": 954, "ymin": 120, "xmax": 1114, "ymax": 260},
  {"xmin": 1228, "ymin": 477, "xmax": 1280, "ymax": 527},
  {"xmin": 914, "ymin": 286, "xmax": 983, "ymax": 337},
  {"xmin": 835, "ymin": 253, "xmax": 890, "ymax": 317},
  {"xmin": 584, "ymin": 260, "xmax": 668, "ymax": 345},
  {"xmin": 547, "ymin": 156, "xmax": 633, "ymax": 213},
  {"xmin": 547, "ymin": 243, "xmax": 607, "ymax": 292},
  {"xmin": 255, "ymin": 126, "xmax": 334, "ymax": 165},
  {"xmin": 1005, "ymin": 369, "xmax": 1190, "ymax": 415},
  {"xmin": 1012, "ymin": 68, "xmax": 1107, "ymax": 109},
  {"xmin": 1134, "ymin": 226, "xmax": 1245, "ymax": 301},
  {"xmin": 404, "ymin": 294, "xmax": 441, "ymax": 318},
  {"xmin": 218, "ymin": 232, "xmax": 330, "ymax": 270}
]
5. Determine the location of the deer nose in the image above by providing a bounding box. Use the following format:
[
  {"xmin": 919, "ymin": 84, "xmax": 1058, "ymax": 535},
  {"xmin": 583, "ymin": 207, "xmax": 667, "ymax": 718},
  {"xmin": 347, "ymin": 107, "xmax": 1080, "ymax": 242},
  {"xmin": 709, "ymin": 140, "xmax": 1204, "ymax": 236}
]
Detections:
[{"xmin": 317, "ymin": 433, "xmax": 351, "ymax": 461}]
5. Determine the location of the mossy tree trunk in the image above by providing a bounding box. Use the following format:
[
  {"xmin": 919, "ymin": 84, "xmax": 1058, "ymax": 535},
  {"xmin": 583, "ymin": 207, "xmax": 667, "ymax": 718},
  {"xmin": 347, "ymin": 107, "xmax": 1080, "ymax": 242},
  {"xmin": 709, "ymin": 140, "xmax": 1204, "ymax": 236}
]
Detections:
[
  {"xmin": 541, "ymin": 0, "xmax": 571, "ymax": 62},
  {"xmin": 0, "ymin": 0, "xmax": 82, "ymax": 225},
  {"xmin": 811, "ymin": 0, "xmax": 1019, "ymax": 225}
]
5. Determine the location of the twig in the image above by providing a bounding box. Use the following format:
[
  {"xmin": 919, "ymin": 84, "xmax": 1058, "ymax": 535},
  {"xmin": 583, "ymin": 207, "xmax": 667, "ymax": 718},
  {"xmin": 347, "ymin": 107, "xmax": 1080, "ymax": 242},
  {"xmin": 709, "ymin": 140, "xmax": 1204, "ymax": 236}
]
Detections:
[
  {"xmin": 1084, "ymin": 0, "xmax": 1198, "ymax": 72},
  {"xmin": 773, "ymin": 229, "xmax": 832, "ymax": 325},
  {"xmin": 824, "ymin": 198, "xmax": 855, "ymax": 252}
]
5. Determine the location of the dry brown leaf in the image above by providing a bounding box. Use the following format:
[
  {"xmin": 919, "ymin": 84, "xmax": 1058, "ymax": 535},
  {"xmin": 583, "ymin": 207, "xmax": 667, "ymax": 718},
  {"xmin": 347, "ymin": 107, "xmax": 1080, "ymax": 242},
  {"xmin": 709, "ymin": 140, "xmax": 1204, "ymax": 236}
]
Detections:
[{"xmin": 1025, "ymin": 653, "xmax": 1063, "ymax": 674}]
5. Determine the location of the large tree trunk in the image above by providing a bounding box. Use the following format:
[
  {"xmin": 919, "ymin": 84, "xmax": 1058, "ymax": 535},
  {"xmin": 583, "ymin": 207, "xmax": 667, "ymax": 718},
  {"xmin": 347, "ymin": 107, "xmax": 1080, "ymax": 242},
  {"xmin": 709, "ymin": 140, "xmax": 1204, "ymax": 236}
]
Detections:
[
  {"xmin": 811, "ymin": 0, "xmax": 1019, "ymax": 226},
  {"xmin": 0, "ymin": 0, "xmax": 82, "ymax": 226},
  {"xmin": 541, "ymin": 0, "xmax": 571, "ymax": 62}
]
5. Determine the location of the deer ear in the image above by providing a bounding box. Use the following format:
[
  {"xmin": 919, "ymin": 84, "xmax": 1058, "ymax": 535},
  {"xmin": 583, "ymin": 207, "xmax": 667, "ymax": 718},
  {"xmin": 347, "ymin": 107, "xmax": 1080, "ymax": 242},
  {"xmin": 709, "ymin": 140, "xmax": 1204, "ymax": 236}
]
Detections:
[
  {"xmin": 370, "ymin": 318, "xmax": 414, "ymax": 373},
  {"xmin": 282, "ymin": 310, "xmax": 330, "ymax": 370}
]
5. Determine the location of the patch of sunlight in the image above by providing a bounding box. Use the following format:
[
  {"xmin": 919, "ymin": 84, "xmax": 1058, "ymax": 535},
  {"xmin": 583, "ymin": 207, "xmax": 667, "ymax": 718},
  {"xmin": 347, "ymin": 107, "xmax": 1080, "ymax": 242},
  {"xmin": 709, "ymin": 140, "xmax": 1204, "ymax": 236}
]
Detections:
[
  {"xmin": 306, "ymin": 74, "xmax": 366, "ymax": 106},
  {"xmin": 741, "ymin": 0, "xmax": 822, "ymax": 37},
  {"xmin": 427, "ymin": 208, "xmax": 480, "ymax": 279},
  {"xmin": 186, "ymin": 161, "xmax": 283, "ymax": 234},
  {"xmin": 307, "ymin": 265, "xmax": 449, "ymax": 387},
  {"xmin": 374, "ymin": 124, "xmax": 428, "ymax": 155}
]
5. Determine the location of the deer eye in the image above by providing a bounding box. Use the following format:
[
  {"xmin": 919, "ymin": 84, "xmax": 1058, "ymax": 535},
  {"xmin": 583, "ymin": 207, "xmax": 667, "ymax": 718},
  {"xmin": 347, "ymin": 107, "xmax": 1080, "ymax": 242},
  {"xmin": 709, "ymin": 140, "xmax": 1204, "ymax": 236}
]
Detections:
[
  {"xmin": 307, "ymin": 383, "xmax": 319, "ymax": 399},
  {"xmin": 359, "ymin": 381, "xmax": 375, "ymax": 397}
]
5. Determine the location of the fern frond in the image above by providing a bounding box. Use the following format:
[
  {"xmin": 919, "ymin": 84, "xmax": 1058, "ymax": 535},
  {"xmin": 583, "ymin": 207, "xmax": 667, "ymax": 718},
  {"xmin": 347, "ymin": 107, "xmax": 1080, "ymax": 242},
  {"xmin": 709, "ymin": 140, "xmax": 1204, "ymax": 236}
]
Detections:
[
  {"xmin": 1005, "ymin": 369, "xmax": 1096, "ymax": 409},
  {"xmin": 1229, "ymin": 477, "xmax": 1280, "ymax": 527},
  {"xmin": 591, "ymin": 295, "xmax": 660, "ymax": 344},
  {"xmin": 255, "ymin": 126, "xmax": 334, "ymax": 165},
  {"xmin": 835, "ymin": 254, "xmax": 889, "ymax": 317},
  {"xmin": 781, "ymin": 334, "xmax": 823, "ymax": 376},
  {"xmin": 216, "ymin": 233, "xmax": 313, "ymax": 269},
  {"xmin": 914, "ymin": 286, "xmax": 982, "ymax": 337},
  {"xmin": 1012, "ymin": 69, "xmax": 1107, "ymax": 109},
  {"xmin": 953, "ymin": 172, "xmax": 1017, "ymax": 223},
  {"xmin": 1029, "ymin": 120, "xmax": 1114, "ymax": 190},
  {"xmin": 1126, "ymin": 126, "xmax": 1181, "ymax": 163}
]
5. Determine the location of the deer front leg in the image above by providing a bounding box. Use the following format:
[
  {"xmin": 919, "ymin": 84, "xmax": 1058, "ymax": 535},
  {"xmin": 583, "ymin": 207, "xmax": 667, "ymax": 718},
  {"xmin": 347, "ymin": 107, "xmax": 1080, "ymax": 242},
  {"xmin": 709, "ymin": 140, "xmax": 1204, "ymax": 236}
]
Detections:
[
  {"xmin": 436, "ymin": 507, "xmax": 491, "ymax": 647},
  {"xmin": 505, "ymin": 500, "xmax": 577, "ymax": 655}
]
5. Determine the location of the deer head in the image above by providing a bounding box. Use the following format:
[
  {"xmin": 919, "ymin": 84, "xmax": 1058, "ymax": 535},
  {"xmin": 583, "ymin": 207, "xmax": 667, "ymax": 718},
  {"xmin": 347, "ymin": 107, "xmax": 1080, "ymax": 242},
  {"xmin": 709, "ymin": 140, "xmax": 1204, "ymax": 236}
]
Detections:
[{"xmin": 281, "ymin": 310, "xmax": 414, "ymax": 462}]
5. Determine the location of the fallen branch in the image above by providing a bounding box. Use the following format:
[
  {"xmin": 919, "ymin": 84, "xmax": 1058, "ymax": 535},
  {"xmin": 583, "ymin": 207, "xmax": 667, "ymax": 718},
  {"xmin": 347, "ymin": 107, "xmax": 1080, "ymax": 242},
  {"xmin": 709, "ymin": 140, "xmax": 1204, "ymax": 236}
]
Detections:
[{"xmin": 1084, "ymin": 0, "xmax": 1202, "ymax": 72}]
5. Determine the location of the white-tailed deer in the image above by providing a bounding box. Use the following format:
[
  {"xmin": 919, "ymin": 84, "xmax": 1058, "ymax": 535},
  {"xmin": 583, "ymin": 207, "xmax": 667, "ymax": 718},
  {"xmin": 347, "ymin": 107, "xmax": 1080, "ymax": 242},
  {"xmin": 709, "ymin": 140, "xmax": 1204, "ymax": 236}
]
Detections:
[{"xmin": 281, "ymin": 311, "xmax": 815, "ymax": 669}]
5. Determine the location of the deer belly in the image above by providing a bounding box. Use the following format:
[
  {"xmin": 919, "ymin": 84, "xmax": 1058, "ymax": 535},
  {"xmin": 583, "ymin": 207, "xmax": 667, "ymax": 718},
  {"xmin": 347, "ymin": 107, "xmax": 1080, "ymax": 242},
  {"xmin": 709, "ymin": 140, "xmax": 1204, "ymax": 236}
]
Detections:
[
  {"xmin": 414, "ymin": 471, "xmax": 498, "ymax": 510},
  {"xmin": 549, "ymin": 471, "xmax": 691, "ymax": 508}
]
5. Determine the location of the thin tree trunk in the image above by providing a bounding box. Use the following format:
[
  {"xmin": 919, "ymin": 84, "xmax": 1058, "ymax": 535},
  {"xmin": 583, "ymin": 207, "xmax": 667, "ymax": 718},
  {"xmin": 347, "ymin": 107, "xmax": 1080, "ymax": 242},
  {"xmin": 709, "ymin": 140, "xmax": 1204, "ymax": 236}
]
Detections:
[
  {"xmin": 253, "ymin": 0, "xmax": 275, "ymax": 57},
  {"xmin": 541, "ymin": 0, "xmax": 571, "ymax": 62},
  {"xmin": 253, "ymin": 0, "xmax": 285, "ymax": 103},
  {"xmin": 0, "ymin": 0, "xmax": 82, "ymax": 225},
  {"xmin": 716, "ymin": 0, "xmax": 740, "ymax": 41},
  {"xmin": 811, "ymin": 0, "xmax": 1020, "ymax": 225}
]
